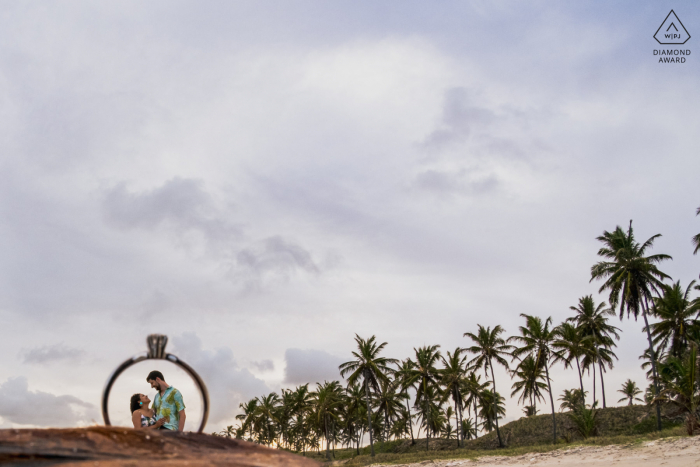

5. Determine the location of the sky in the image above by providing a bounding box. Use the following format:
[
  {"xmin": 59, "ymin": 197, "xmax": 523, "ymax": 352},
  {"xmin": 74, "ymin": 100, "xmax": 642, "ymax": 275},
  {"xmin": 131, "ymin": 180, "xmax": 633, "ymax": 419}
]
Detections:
[{"xmin": 1, "ymin": 1, "xmax": 699, "ymax": 434}]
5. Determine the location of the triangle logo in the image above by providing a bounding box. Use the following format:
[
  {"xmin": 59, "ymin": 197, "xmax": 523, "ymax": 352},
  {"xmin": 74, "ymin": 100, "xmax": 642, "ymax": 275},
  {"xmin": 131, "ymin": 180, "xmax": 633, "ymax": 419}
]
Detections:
[{"xmin": 654, "ymin": 10, "xmax": 691, "ymax": 44}]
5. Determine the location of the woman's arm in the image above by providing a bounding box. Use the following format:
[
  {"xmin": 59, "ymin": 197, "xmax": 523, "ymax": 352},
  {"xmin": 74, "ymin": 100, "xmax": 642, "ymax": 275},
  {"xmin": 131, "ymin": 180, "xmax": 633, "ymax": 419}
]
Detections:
[{"xmin": 131, "ymin": 411, "xmax": 142, "ymax": 429}]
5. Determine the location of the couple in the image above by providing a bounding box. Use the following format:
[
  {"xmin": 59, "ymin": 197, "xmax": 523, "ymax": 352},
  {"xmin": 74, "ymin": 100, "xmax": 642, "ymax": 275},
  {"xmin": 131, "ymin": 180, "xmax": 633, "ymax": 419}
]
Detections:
[{"xmin": 130, "ymin": 371, "xmax": 186, "ymax": 431}]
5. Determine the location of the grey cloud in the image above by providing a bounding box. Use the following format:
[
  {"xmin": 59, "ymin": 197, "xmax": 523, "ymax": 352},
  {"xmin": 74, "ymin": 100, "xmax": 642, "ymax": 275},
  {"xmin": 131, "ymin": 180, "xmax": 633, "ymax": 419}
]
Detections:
[
  {"xmin": 412, "ymin": 169, "xmax": 499, "ymax": 196},
  {"xmin": 171, "ymin": 333, "xmax": 269, "ymax": 425},
  {"xmin": 421, "ymin": 87, "xmax": 494, "ymax": 151},
  {"xmin": 233, "ymin": 236, "xmax": 321, "ymax": 289},
  {"xmin": 102, "ymin": 178, "xmax": 240, "ymax": 247},
  {"xmin": 0, "ymin": 377, "xmax": 97, "ymax": 427},
  {"xmin": 283, "ymin": 349, "xmax": 344, "ymax": 385},
  {"xmin": 251, "ymin": 359, "xmax": 274, "ymax": 372},
  {"xmin": 20, "ymin": 344, "xmax": 85, "ymax": 365}
]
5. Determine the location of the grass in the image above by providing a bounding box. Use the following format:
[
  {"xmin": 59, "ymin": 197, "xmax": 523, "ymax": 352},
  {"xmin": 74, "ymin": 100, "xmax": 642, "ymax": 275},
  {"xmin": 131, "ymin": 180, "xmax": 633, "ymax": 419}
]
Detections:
[{"xmin": 298, "ymin": 404, "xmax": 686, "ymax": 466}]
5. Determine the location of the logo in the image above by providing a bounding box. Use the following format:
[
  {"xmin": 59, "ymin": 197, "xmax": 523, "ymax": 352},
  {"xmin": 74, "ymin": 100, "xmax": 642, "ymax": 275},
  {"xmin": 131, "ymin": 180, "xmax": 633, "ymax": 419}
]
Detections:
[{"xmin": 654, "ymin": 10, "xmax": 690, "ymax": 44}]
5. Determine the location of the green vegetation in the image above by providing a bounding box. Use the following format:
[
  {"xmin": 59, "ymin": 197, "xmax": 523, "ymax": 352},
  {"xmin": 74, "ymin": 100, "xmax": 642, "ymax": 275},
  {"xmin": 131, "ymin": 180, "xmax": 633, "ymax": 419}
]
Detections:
[{"xmin": 214, "ymin": 213, "xmax": 700, "ymax": 463}]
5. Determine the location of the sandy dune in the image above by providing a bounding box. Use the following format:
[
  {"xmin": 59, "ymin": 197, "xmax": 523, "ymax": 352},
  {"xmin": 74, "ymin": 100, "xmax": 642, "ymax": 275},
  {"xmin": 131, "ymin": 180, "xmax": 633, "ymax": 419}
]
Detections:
[{"xmin": 382, "ymin": 436, "xmax": 700, "ymax": 467}]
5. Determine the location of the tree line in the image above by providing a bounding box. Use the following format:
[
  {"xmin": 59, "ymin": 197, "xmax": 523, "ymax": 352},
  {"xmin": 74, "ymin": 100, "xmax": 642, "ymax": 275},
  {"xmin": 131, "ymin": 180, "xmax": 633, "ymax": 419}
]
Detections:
[{"xmin": 217, "ymin": 214, "xmax": 700, "ymax": 459}]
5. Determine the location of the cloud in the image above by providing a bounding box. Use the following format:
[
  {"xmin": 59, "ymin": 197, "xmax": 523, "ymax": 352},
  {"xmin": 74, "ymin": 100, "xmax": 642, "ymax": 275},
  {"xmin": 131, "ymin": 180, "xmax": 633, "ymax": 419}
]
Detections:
[
  {"xmin": 0, "ymin": 377, "xmax": 97, "ymax": 427},
  {"xmin": 20, "ymin": 344, "xmax": 85, "ymax": 365},
  {"xmin": 283, "ymin": 348, "xmax": 345, "ymax": 385},
  {"xmin": 102, "ymin": 177, "xmax": 240, "ymax": 248},
  {"xmin": 412, "ymin": 169, "xmax": 499, "ymax": 196},
  {"xmin": 231, "ymin": 236, "xmax": 322, "ymax": 290},
  {"xmin": 421, "ymin": 87, "xmax": 494, "ymax": 151},
  {"xmin": 251, "ymin": 359, "xmax": 274, "ymax": 372},
  {"xmin": 170, "ymin": 333, "xmax": 269, "ymax": 425}
]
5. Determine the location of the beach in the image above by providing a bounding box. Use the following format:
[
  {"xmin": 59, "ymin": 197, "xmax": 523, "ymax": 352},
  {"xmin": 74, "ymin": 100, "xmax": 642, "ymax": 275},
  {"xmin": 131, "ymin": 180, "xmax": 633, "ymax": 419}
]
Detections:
[{"xmin": 371, "ymin": 436, "xmax": 700, "ymax": 467}]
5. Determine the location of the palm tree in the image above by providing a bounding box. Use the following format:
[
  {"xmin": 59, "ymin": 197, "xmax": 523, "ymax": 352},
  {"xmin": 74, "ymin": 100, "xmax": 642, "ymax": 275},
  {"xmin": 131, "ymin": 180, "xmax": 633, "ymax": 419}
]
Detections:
[
  {"xmin": 415, "ymin": 384, "xmax": 445, "ymax": 442},
  {"xmin": 655, "ymin": 343, "xmax": 700, "ymax": 435},
  {"xmin": 693, "ymin": 206, "xmax": 700, "ymax": 255},
  {"xmin": 617, "ymin": 379, "xmax": 643, "ymax": 406},
  {"xmin": 253, "ymin": 392, "xmax": 280, "ymax": 446},
  {"xmin": 375, "ymin": 378, "xmax": 408, "ymax": 445},
  {"xmin": 567, "ymin": 296, "xmax": 620, "ymax": 408},
  {"xmin": 439, "ymin": 347, "xmax": 468, "ymax": 447},
  {"xmin": 464, "ymin": 325, "xmax": 513, "ymax": 447},
  {"xmin": 408, "ymin": 345, "xmax": 442, "ymax": 451},
  {"xmin": 478, "ymin": 389, "xmax": 506, "ymax": 434},
  {"xmin": 591, "ymin": 221, "xmax": 672, "ymax": 430},
  {"xmin": 236, "ymin": 399, "xmax": 259, "ymax": 441},
  {"xmin": 510, "ymin": 354, "xmax": 548, "ymax": 415},
  {"xmin": 558, "ymin": 388, "xmax": 586, "ymax": 411},
  {"xmin": 311, "ymin": 381, "xmax": 343, "ymax": 460},
  {"xmin": 650, "ymin": 280, "xmax": 700, "ymax": 359},
  {"xmin": 339, "ymin": 335, "xmax": 398, "ymax": 457},
  {"xmin": 394, "ymin": 359, "xmax": 417, "ymax": 444},
  {"xmin": 342, "ymin": 383, "xmax": 366, "ymax": 454},
  {"xmin": 510, "ymin": 314, "xmax": 559, "ymax": 444},
  {"xmin": 461, "ymin": 371, "xmax": 488, "ymax": 439},
  {"xmin": 552, "ymin": 322, "xmax": 593, "ymax": 398},
  {"xmin": 461, "ymin": 418, "xmax": 478, "ymax": 440}
]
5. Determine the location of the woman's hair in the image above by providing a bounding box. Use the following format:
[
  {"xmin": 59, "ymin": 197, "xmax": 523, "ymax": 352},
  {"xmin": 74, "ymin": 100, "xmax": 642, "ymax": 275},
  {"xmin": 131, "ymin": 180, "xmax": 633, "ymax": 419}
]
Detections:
[{"xmin": 130, "ymin": 394, "xmax": 142, "ymax": 413}]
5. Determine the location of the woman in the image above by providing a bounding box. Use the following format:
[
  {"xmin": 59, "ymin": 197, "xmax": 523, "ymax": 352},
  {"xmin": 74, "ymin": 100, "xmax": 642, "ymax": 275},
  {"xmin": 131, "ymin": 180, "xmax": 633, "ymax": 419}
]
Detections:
[{"xmin": 130, "ymin": 393, "xmax": 167, "ymax": 429}]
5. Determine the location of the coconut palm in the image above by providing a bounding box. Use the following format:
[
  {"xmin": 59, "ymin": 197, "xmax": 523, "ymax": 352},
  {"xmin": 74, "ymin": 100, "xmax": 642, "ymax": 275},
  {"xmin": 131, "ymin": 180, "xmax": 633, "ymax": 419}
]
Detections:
[
  {"xmin": 394, "ymin": 359, "xmax": 417, "ymax": 444},
  {"xmin": 236, "ymin": 399, "xmax": 259, "ymax": 441},
  {"xmin": 591, "ymin": 221, "xmax": 672, "ymax": 430},
  {"xmin": 617, "ymin": 379, "xmax": 643, "ymax": 405},
  {"xmin": 311, "ymin": 381, "xmax": 344, "ymax": 460},
  {"xmin": 510, "ymin": 314, "xmax": 559, "ymax": 443},
  {"xmin": 461, "ymin": 371, "xmax": 489, "ymax": 439},
  {"xmin": 343, "ymin": 383, "xmax": 366, "ymax": 454},
  {"xmin": 253, "ymin": 392, "xmax": 280, "ymax": 446},
  {"xmin": 375, "ymin": 378, "xmax": 408, "ymax": 445},
  {"xmin": 693, "ymin": 206, "xmax": 700, "ymax": 255},
  {"xmin": 567, "ymin": 296, "xmax": 620, "ymax": 406},
  {"xmin": 478, "ymin": 389, "xmax": 506, "ymax": 434},
  {"xmin": 510, "ymin": 354, "xmax": 548, "ymax": 415},
  {"xmin": 339, "ymin": 335, "xmax": 398, "ymax": 457},
  {"xmin": 461, "ymin": 418, "xmax": 478, "ymax": 440},
  {"xmin": 552, "ymin": 322, "xmax": 594, "ymax": 397},
  {"xmin": 464, "ymin": 325, "xmax": 513, "ymax": 447},
  {"xmin": 439, "ymin": 347, "xmax": 468, "ymax": 447},
  {"xmin": 650, "ymin": 280, "xmax": 700, "ymax": 359},
  {"xmin": 408, "ymin": 345, "xmax": 442, "ymax": 451},
  {"xmin": 559, "ymin": 388, "xmax": 586, "ymax": 411},
  {"xmin": 655, "ymin": 343, "xmax": 700, "ymax": 435}
]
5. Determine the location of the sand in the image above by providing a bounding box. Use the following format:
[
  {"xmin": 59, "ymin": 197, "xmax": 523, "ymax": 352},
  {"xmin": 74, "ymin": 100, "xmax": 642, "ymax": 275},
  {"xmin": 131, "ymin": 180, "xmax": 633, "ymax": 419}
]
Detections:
[{"xmin": 374, "ymin": 436, "xmax": 700, "ymax": 467}]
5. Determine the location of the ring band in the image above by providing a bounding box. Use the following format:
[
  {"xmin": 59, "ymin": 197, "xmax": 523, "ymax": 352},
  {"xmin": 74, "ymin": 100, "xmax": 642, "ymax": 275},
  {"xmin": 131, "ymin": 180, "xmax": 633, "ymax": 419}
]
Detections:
[{"xmin": 101, "ymin": 334, "xmax": 210, "ymax": 433}]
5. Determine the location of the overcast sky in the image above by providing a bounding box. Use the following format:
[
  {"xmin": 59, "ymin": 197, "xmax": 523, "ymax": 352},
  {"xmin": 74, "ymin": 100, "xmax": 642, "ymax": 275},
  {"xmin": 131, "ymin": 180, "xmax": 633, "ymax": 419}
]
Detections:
[{"xmin": 1, "ymin": 1, "xmax": 699, "ymax": 433}]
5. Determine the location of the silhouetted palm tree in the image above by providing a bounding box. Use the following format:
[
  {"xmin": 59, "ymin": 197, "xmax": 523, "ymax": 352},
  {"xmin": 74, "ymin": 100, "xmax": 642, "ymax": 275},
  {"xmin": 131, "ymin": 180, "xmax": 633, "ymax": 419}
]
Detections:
[
  {"xmin": 394, "ymin": 359, "xmax": 417, "ymax": 444},
  {"xmin": 461, "ymin": 371, "xmax": 488, "ymax": 438},
  {"xmin": 408, "ymin": 345, "xmax": 442, "ymax": 451},
  {"xmin": 617, "ymin": 379, "xmax": 643, "ymax": 405},
  {"xmin": 591, "ymin": 221, "xmax": 671, "ymax": 430},
  {"xmin": 439, "ymin": 347, "xmax": 468, "ymax": 447},
  {"xmin": 464, "ymin": 325, "xmax": 512, "ymax": 447},
  {"xmin": 339, "ymin": 335, "xmax": 398, "ymax": 457},
  {"xmin": 553, "ymin": 322, "xmax": 593, "ymax": 398},
  {"xmin": 567, "ymin": 295, "xmax": 620, "ymax": 407},
  {"xmin": 510, "ymin": 354, "xmax": 547, "ymax": 415},
  {"xmin": 650, "ymin": 280, "xmax": 700, "ymax": 359},
  {"xmin": 510, "ymin": 314, "xmax": 559, "ymax": 443}
]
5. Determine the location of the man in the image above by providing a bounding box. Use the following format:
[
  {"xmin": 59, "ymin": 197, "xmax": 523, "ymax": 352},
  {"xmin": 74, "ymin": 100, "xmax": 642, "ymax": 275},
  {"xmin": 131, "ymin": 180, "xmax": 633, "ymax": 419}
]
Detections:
[{"xmin": 147, "ymin": 370, "xmax": 186, "ymax": 431}]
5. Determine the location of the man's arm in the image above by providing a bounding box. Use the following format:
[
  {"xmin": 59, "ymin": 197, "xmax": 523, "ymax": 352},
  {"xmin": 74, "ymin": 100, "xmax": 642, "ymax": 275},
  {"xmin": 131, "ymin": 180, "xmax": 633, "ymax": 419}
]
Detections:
[{"xmin": 178, "ymin": 409, "xmax": 186, "ymax": 431}]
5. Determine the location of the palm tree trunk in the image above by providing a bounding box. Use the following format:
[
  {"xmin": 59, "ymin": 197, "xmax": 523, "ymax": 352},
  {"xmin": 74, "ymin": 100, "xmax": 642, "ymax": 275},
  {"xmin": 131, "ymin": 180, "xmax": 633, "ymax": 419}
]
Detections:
[
  {"xmin": 325, "ymin": 414, "xmax": 330, "ymax": 461},
  {"xmin": 364, "ymin": 375, "xmax": 376, "ymax": 457},
  {"xmin": 488, "ymin": 358, "xmax": 504, "ymax": 448},
  {"xmin": 575, "ymin": 356, "xmax": 584, "ymax": 400},
  {"xmin": 425, "ymin": 396, "xmax": 430, "ymax": 451},
  {"xmin": 544, "ymin": 358, "xmax": 557, "ymax": 444},
  {"xmin": 592, "ymin": 361, "xmax": 596, "ymax": 405},
  {"xmin": 642, "ymin": 298, "xmax": 663, "ymax": 431},
  {"xmin": 455, "ymin": 392, "xmax": 463, "ymax": 448},
  {"xmin": 598, "ymin": 361, "xmax": 607, "ymax": 408},
  {"xmin": 473, "ymin": 399, "xmax": 479, "ymax": 439},
  {"xmin": 405, "ymin": 393, "xmax": 415, "ymax": 445}
]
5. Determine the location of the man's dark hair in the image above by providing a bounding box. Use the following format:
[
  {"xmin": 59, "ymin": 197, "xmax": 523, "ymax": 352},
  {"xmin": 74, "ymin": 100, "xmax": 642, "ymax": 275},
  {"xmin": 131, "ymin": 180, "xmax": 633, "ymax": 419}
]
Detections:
[{"xmin": 147, "ymin": 370, "xmax": 164, "ymax": 382}]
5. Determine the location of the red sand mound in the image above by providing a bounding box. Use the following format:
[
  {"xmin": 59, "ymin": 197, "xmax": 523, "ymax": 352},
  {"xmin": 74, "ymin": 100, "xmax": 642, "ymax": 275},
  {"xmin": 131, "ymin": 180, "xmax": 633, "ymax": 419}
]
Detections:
[{"xmin": 0, "ymin": 426, "xmax": 320, "ymax": 466}]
